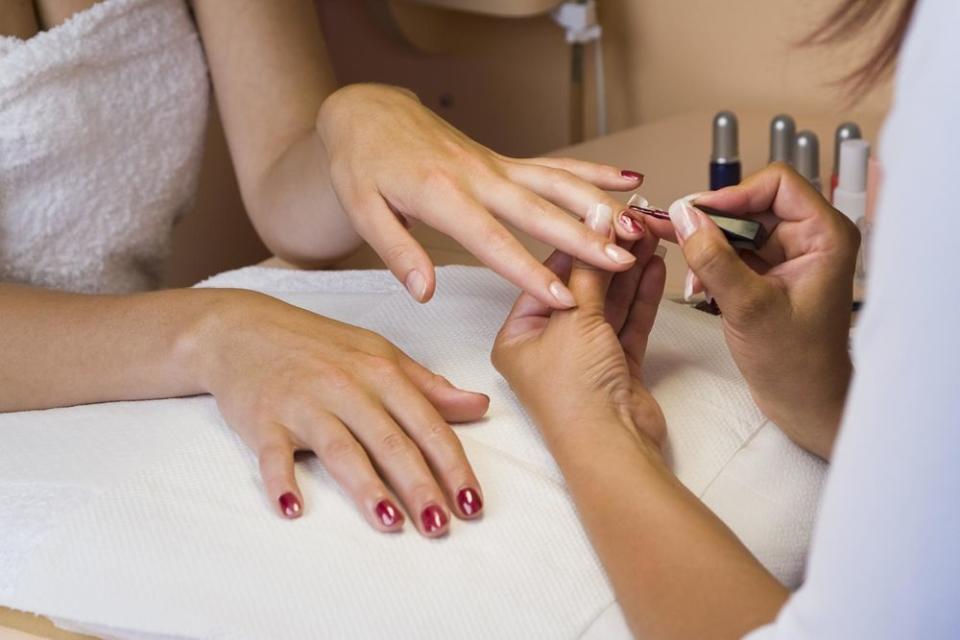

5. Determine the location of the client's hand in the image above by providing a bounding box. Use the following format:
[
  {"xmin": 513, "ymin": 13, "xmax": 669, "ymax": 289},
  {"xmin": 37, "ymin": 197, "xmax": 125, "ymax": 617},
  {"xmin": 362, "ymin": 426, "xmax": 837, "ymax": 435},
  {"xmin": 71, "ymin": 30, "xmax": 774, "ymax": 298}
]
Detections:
[
  {"xmin": 194, "ymin": 291, "xmax": 489, "ymax": 537},
  {"xmin": 491, "ymin": 205, "xmax": 667, "ymax": 451},
  {"xmin": 653, "ymin": 163, "xmax": 859, "ymax": 459},
  {"xmin": 317, "ymin": 84, "xmax": 645, "ymax": 309}
]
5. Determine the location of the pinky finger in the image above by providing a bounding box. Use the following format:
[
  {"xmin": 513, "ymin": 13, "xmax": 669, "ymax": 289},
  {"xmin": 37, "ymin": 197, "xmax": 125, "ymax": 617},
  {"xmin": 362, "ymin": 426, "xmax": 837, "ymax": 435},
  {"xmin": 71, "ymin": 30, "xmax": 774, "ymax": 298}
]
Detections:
[{"xmin": 257, "ymin": 433, "xmax": 303, "ymax": 520}]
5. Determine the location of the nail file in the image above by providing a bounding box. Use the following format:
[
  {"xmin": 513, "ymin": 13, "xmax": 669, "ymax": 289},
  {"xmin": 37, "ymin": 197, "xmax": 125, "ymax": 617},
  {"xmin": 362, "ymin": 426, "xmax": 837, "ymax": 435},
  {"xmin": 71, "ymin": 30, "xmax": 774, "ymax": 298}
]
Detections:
[{"xmin": 626, "ymin": 203, "xmax": 768, "ymax": 251}]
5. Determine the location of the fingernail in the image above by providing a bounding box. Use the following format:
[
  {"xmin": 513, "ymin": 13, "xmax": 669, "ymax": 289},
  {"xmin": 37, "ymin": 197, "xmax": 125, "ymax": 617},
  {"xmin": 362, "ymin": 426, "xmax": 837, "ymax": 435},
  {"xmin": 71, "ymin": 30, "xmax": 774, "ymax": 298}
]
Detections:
[
  {"xmin": 627, "ymin": 193, "xmax": 649, "ymax": 209},
  {"xmin": 279, "ymin": 492, "xmax": 301, "ymax": 519},
  {"xmin": 618, "ymin": 210, "xmax": 641, "ymax": 234},
  {"xmin": 404, "ymin": 270, "xmax": 427, "ymax": 301},
  {"xmin": 585, "ymin": 202, "xmax": 613, "ymax": 235},
  {"xmin": 669, "ymin": 199, "xmax": 701, "ymax": 242},
  {"xmin": 457, "ymin": 487, "xmax": 483, "ymax": 517},
  {"xmin": 605, "ymin": 243, "xmax": 636, "ymax": 264},
  {"xmin": 549, "ymin": 281, "xmax": 576, "ymax": 308},
  {"xmin": 620, "ymin": 170, "xmax": 644, "ymax": 182},
  {"xmin": 375, "ymin": 499, "xmax": 403, "ymax": 528},
  {"xmin": 421, "ymin": 504, "xmax": 449, "ymax": 534},
  {"xmin": 683, "ymin": 269, "xmax": 695, "ymax": 302}
]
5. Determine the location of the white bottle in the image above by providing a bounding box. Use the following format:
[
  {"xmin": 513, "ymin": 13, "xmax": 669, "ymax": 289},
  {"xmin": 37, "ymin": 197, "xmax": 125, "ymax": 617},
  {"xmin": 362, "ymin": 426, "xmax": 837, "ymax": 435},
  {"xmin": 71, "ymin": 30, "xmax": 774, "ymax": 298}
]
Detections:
[{"xmin": 832, "ymin": 139, "xmax": 870, "ymax": 301}]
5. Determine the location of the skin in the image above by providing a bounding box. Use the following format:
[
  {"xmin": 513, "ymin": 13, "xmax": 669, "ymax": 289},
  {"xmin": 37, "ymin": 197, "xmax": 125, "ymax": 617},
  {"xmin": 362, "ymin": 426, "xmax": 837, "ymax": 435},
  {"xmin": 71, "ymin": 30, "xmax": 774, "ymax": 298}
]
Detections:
[
  {"xmin": 0, "ymin": 1, "xmax": 642, "ymax": 535},
  {"xmin": 492, "ymin": 165, "xmax": 858, "ymax": 637},
  {"xmin": 645, "ymin": 164, "xmax": 858, "ymax": 459}
]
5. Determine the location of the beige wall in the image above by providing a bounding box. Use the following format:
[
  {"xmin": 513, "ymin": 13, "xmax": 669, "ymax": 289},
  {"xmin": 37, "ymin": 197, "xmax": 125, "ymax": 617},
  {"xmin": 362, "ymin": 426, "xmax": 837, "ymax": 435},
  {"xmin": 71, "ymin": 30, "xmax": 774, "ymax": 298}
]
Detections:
[
  {"xmin": 164, "ymin": 0, "xmax": 896, "ymax": 285},
  {"xmin": 597, "ymin": 0, "xmax": 892, "ymax": 133}
]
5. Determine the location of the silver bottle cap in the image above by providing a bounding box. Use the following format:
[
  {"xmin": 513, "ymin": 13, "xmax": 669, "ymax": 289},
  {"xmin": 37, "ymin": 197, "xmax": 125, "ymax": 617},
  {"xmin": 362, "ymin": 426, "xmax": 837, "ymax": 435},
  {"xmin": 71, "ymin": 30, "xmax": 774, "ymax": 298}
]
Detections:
[
  {"xmin": 833, "ymin": 122, "xmax": 862, "ymax": 170},
  {"xmin": 711, "ymin": 111, "xmax": 739, "ymax": 163},
  {"xmin": 769, "ymin": 114, "xmax": 796, "ymax": 164},
  {"xmin": 795, "ymin": 130, "xmax": 820, "ymax": 183}
]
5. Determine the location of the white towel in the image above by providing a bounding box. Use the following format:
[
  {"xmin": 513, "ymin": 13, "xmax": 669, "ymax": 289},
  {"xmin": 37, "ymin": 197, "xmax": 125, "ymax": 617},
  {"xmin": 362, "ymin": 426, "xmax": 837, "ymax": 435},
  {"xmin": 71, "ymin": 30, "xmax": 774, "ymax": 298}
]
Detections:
[
  {"xmin": 0, "ymin": 0, "xmax": 208, "ymax": 293},
  {"xmin": 0, "ymin": 266, "xmax": 826, "ymax": 639}
]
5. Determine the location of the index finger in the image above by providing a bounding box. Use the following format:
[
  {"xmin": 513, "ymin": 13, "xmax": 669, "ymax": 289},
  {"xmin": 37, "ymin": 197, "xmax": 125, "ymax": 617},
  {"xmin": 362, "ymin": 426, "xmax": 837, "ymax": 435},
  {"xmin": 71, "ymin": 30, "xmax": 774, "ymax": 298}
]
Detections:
[{"xmin": 695, "ymin": 163, "xmax": 833, "ymax": 223}]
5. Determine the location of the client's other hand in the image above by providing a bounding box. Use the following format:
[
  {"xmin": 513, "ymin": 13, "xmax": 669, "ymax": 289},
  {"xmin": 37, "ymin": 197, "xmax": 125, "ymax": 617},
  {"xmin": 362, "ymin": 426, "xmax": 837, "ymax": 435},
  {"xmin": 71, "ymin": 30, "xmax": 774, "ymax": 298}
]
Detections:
[
  {"xmin": 659, "ymin": 163, "xmax": 859, "ymax": 459},
  {"xmin": 194, "ymin": 292, "xmax": 489, "ymax": 536},
  {"xmin": 491, "ymin": 204, "xmax": 667, "ymax": 451},
  {"xmin": 317, "ymin": 84, "xmax": 645, "ymax": 310}
]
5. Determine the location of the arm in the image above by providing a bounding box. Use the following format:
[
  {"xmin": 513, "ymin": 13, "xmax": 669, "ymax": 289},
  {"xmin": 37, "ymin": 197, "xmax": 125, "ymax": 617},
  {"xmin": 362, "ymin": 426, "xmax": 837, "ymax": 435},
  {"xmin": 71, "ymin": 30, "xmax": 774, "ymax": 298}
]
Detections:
[
  {"xmin": 492, "ymin": 201, "xmax": 810, "ymax": 637},
  {"xmin": 645, "ymin": 165, "xmax": 858, "ymax": 459},
  {"xmin": 190, "ymin": 0, "xmax": 356, "ymax": 266},
  {"xmin": 0, "ymin": 283, "xmax": 207, "ymax": 412},
  {"xmin": 1, "ymin": 282, "xmax": 489, "ymax": 536},
  {"xmin": 191, "ymin": 0, "xmax": 648, "ymax": 308},
  {"xmin": 550, "ymin": 412, "xmax": 787, "ymax": 640}
]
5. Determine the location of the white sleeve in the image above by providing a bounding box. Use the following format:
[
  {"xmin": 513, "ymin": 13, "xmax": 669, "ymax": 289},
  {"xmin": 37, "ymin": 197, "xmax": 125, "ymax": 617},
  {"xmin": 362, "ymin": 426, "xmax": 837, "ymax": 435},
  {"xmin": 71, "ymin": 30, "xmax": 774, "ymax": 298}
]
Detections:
[{"xmin": 745, "ymin": 1, "xmax": 960, "ymax": 638}]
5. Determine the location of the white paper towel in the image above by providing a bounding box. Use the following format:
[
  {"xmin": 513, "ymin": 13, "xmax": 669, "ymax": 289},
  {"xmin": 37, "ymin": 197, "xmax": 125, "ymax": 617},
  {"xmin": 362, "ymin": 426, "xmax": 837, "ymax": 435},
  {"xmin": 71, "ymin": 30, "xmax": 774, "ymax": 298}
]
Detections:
[{"xmin": 0, "ymin": 266, "xmax": 826, "ymax": 639}]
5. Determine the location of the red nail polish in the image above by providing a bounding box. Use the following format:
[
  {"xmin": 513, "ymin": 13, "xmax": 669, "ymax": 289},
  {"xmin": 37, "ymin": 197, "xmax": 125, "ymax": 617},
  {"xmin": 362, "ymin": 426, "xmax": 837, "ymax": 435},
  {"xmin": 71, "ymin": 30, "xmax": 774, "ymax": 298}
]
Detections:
[
  {"xmin": 375, "ymin": 499, "xmax": 403, "ymax": 527},
  {"xmin": 279, "ymin": 492, "xmax": 301, "ymax": 518},
  {"xmin": 619, "ymin": 211, "xmax": 640, "ymax": 233},
  {"xmin": 620, "ymin": 169, "xmax": 644, "ymax": 181},
  {"xmin": 420, "ymin": 504, "xmax": 448, "ymax": 534},
  {"xmin": 457, "ymin": 488, "xmax": 483, "ymax": 517}
]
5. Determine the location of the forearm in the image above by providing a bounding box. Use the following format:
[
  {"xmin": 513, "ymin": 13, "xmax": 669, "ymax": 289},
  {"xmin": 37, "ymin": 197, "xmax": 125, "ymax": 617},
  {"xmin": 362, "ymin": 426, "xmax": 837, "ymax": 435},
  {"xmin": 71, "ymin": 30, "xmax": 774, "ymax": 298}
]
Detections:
[
  {"xmin": 543, "ymin": 414, "xmax": 788, "ymax": 640},
  {"xmin": 247, "ymin": 129, "xmax": 363, "ymax": 267},
  {"xmin": 0, "ymin": 284, "xmax": 223, "ymax": 412}
]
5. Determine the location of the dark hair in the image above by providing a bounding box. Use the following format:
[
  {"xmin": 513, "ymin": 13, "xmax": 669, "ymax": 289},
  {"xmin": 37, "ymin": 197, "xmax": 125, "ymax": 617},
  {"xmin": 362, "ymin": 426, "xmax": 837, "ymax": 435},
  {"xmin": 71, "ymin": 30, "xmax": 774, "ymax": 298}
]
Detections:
[{"xmin": 804, "ymin": 0, "xmax": 918, "ymax": 96}]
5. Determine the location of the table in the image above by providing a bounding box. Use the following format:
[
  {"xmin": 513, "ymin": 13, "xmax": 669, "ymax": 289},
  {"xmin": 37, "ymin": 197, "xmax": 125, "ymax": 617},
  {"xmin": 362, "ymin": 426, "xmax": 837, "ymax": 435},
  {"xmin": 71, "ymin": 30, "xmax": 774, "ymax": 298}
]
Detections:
[{"xmin": 0, "ymin": 109, "xmax": 883, "ymax": 640}]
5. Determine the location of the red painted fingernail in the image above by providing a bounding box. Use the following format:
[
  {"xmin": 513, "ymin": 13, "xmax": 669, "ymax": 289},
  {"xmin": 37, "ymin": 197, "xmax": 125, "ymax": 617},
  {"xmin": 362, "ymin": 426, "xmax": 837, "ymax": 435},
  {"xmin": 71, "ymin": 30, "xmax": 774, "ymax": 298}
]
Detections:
[
  {"xmin": 619, "ymin": 211, "xmax": 640, "ymax": 233},
  {"xmin": 457, "ymin": 487, "xmax": 483, "ymax": 517},
  {"xmin": 375, "ymin": 499, "xmax": 403, "ymax": 527},
  {"xmin": 420, "ymin": 504, "xmax": 448, "ymax": 534},
  {"xmin": 620, "ymin": 169, "xmax": 644, "ymax": 181},
  {"xmin": 279, "ymin": 492, "xmax": 301, "ymax": 519}
]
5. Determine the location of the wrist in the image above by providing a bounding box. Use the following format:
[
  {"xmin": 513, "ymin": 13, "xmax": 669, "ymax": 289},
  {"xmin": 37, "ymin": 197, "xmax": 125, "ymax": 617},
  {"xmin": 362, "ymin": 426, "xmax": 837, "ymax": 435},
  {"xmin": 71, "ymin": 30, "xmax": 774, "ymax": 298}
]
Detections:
[
  {"xmin": 174, "ymin": 288, "xmax": 254, "ymax": 396},
  {"xmin": 532, "ymin": 401, "xmax": 663, "ymax": 466},
  {"xmin": 316, "ymin": 83, "xmax": 419, "ymax": 139}
]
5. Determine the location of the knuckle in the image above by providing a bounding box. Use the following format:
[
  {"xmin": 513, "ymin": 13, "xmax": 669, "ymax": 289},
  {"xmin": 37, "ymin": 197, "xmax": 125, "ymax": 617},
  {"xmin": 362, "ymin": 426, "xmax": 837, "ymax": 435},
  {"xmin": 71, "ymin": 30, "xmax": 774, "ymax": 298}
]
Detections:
[
  {"xmin": 380, "ymin": 241, "xmax": 416, "ymax": 268},
  {"xmin": 379, "ymin": 430, "xmax": 413, "ymax": 456},
  {"xmin": 482, "ymin": 225, "xmax": 516, "ymax": 255},
  {"xmin": 421, "ymin": 420, "xmax": 454, "ymax": 445},
  {"xmin": 359, "ymin": 353, "xmax": 401, "ymax": 379},
  {"xmin": 322, "ymin": 437, "xmax": 360, "ymax": 464},
  {"xmin": 688, "ymin": 236, "xmax": 731, "ymax": 274},
  {"xmin": 319, "ymin": 366, "xmax": 355, "ymax": 393},
  {"xmin": 420, "ymin": 167, "xmax": 459, "ymax": 193}
]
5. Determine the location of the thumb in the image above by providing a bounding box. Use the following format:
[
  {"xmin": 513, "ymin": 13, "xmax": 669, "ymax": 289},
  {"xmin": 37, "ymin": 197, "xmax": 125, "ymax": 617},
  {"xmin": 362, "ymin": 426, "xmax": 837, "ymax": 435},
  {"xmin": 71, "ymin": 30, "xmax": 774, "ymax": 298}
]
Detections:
[
  {"xmin": 567, "ymin": 203, "xmax": 618, "ymax": 310},
  {"xmin": 669, "ymin": 199, "xmax": 769, "ymax": 311}
]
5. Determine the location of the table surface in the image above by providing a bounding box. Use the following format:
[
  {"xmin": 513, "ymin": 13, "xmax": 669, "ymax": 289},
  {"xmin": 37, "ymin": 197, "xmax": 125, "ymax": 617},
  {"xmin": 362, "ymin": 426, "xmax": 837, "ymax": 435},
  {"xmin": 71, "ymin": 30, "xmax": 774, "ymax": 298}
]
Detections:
[{"xmin": 0, "ymin": 109, "xmax": 883, "ymax": 640}]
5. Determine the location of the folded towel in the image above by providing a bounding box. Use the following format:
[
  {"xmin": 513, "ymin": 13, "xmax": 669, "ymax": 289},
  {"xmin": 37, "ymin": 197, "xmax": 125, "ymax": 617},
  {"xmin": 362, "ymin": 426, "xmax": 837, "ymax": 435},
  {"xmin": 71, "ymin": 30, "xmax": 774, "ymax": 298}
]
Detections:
[
  {"xmin": 0, "ymin": 0, "xmax": 208, "ymax": 293},
  {"xmin": 0, "ymin": 266, "xmax": 825, "ymax": 639}
]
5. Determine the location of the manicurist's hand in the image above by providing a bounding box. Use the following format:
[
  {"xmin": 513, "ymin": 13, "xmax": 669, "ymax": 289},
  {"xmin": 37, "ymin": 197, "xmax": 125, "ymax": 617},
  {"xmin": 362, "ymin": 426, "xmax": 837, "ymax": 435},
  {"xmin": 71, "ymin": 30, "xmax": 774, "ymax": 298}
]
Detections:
[
  {"xmin": 194, "ymin": 290, "xmax": 489, "ymax": 536},
  {"xmin": 317, "ymin": 84, "xmax": 646, "ymax": 309},
  {"xmin": 659, "ymin": 163, "xmax": 859, "ymax": 459},
  {"xmin": 491, "ymin": 204, "xmax": 667, "ymax": 452}
]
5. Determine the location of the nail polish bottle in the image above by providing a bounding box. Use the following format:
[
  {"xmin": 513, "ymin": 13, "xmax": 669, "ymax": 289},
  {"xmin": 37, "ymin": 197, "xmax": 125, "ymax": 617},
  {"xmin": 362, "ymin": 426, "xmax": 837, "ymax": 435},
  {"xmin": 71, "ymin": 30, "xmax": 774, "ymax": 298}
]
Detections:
[
  {"xmin": 769, "ymin": 114, "xmax": 796, "ymax": 165},
  {"xmin": 833, "ymin": 139, "xmax": 870, "ymax": 302},
  {"xmin": 795, "ymin": 130, "xmax": 821, "ymax": 192},
  {"xmin": 710, "ymin": 111, "xmax": 741, "ymax": 190},
  {"xmin": 830, "ymin": 122, "xmax": 862, "ymax": 200}
]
